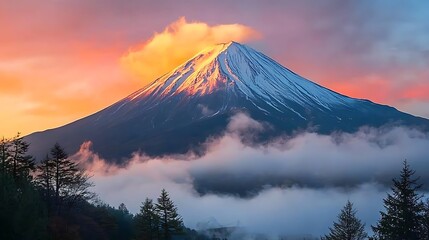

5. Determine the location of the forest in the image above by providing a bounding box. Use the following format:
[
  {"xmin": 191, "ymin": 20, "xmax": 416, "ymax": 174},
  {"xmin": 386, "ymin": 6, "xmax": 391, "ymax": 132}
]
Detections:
[{"xmin": 1, "ymin": 134, "xmax": 429, "ymax": 240}]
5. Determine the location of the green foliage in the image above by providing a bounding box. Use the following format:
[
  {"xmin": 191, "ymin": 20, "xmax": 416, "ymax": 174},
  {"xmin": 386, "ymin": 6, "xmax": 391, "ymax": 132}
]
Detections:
[
  {"xmin": 0, "ymin": 136, "xmax": 195, "ymax": 240},
  {"xmin": 112, "ymin": 203, "xmax": 135, "ymax": 239},
  {"xmin": 0, "ymin": 137, "xmax": 11, "ymax": 175},
  {"xmin": 135, "ymin": 190, "xmax": 184, "ymax": 240},
  {"xmin": 422, "ymin": 199, "xmax": 429, "ymax": 240},
  {"xmin": 135, "ymin": 198, "xmax": 160, "ymax": 240},
  {"xmin": 0, "ymin": 172, "xmax": 48, "ymax": 240},
  {"xmin": 0, "ymin": 134, "xmax": 35, "ymax": 181},
  {"xmin": 0, "ymin": 134, "xmax": 47, "ymax": 239},
  {"xmin": 36, "ymin": 154, "xmax": 55, "ymax": 208},
  {"xmin": 9, "ymin": 133, "xmax": 35, "ymax": 180},
  {"xmin": 323, "ymin": 200, "xmax": 367, "ymax": 240},
  {"xmin": 42, "ymin": 200, "xmax": 136, "ymax": 240},
  {"xmin": 79, "ymin": 201, "xmax": 134, "ymax": 239},
  {"xmin": 10, "ymin": 133, "xmax": 429, "ymax": 240},
  {"xmin": 372, "ymin": 160, "xmax": 425, "ymax": 239},
  {"xmin": 36, "ymin": 143, "xmax": 94, "ymax": 213},
  {"xmin": 156, "ymin": 189, "xmax": 184, "ymax": 240}
]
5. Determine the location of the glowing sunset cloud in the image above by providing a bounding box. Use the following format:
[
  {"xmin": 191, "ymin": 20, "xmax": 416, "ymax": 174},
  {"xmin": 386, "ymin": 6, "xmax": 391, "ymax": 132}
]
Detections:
[{"xmin": 121, "ymin": 17, "xmax": 260, "ymax": 85}]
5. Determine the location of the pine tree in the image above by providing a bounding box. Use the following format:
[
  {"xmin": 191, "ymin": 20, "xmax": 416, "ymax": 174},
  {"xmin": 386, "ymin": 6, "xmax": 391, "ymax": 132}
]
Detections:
[
  {"xmin": 36, "ymin": 154, "xmax": 55, "ymax": 207},
  {"xmin": 136, "ymin": 198, "xmax": 160, "ymax": 240},
  {"xmin": 0, "ymin": 134, "xmax": 48, "ymax": 239},
  {"xmin": 0, "ymin": 137, "xmax": 11, "ymax": 176},
  {"xmin": 37, "ymin": 143, "xmax": 94, "ymax": 213},
  {"xmin": 323, "ymin": 200, "xmax": 367, "ymax": 240},
  {"xmin": 119, "ymin": 203, "xmax": 130, "ymax": 215},
  {"xmin": 422, "ymin": 199, "xmax": 429, "ymax": 240},
  {"xmin": 156, "ymin": 189, "xmax": 183, "ymax": 240},
  {"xmin": 50, "ymin": 143, "xmax": 69, "ymax": 207},
  {"xmin": 64, "ymin": 165, "xmax": 95, "ymax": 207},
  {"xmin": 0, "ymin": 167, "xmax": 48, "ymax": 239},
  {"xmin": 372, "ymin": 160, "xmax": 424, "ymax": 239},
  {"xmin": 8, "ymin": 134, "xmax": 35, "ymax": 181}
]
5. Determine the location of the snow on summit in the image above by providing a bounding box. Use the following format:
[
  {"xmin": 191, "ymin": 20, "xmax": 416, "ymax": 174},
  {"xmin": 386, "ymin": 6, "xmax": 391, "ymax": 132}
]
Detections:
[
  {"xmin": 127, "ymin": 41, "xmax": 357, "ymax": 115},
  {"xmin": 25, "ymin": 42, "xmax": 429, "ymax": 161}
]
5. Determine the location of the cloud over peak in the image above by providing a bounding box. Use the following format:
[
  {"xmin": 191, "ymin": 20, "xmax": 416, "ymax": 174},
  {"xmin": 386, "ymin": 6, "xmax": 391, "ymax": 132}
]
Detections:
[{"xmin": 121, "ymin": 17, "xmax": 260, "ymax": 85}]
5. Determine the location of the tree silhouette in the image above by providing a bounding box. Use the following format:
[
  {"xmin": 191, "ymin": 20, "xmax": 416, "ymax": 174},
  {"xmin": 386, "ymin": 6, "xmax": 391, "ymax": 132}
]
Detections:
[
  {"xmin": 0, "ymin": 137, "xmax": 11, "ymax": 177},
  {"xmin": 36, "ymin": 154, "xmax": 54, "ymax": 206},
  {"xmin": 136, "ymin": 198, "xmax": 159, "ymax": 240},
  {"xmin": 36, "ymin": 143, "xmax": 94, "ymax": 213},
  {"xmin": 0, "ymin": 169, "xmax": 48, "ymax": 239},
  {"xmin": 119, "ymin": 203, "xmax": 129, "ymax": 215},
  {"xmin": 422, "ymin": 199, "xmax": 429, "ymax": 240},
  {"xmin": 156, "ymin": 189, "xmax": 183, "ymax": 240},
  {"xmin": 372, "ymin": 160, "xmax": 424, "ymax": 239},
  {"xmin": 8, "ymin": 134, "xmax": 35, "ymax": 181},
  {"xmin": 323, "ymin": 200, "xmax": 367, "ymax": 240}
]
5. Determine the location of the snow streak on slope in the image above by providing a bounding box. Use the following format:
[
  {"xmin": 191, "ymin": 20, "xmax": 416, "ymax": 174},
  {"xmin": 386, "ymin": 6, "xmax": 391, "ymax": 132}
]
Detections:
[{"xmin": 124, "ymin": 42, "xmax": 360, "ymax": 117}]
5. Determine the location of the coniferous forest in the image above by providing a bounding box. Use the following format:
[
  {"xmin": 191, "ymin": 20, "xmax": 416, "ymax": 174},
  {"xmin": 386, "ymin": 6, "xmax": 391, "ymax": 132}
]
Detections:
[
  {"xmin": 1, "ymin": 134, "xmax": 429, "ymax": 240},
  {"xmin": 0, "ymin": 134, "xmax": 202, "ymax": 240}
]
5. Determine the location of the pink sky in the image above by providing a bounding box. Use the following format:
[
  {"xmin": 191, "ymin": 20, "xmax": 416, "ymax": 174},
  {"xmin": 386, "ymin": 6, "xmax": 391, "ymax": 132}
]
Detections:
[{"xmin": 1, "ymin": 0, "xmax": 428, "ymax": 137}]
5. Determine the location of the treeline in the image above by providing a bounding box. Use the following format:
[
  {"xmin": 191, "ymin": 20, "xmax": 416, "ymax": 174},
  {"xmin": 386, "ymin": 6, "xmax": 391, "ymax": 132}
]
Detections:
[
  {"xmin": 0, "ymin": 134, "xmax": 207, "ymax": 240},
  {"xmin": 3, "ymin": 133, "xmax": 429, "ymax": 240},
  {"xmin": 323, "ymin": 160, "xmax": 429, "ymax": 240}
]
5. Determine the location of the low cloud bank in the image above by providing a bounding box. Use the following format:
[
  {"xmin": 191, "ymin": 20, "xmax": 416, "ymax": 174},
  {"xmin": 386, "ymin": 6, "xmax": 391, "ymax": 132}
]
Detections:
[{"xmin": 73, "ymin": 113, "xmax": 429, "ymax": 237}]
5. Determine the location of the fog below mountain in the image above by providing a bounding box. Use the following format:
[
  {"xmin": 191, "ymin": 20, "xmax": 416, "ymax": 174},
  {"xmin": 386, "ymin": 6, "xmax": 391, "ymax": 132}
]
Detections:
[{"xmin": 73, "ymin": 113, "xmax": 429, "ymax": 237}]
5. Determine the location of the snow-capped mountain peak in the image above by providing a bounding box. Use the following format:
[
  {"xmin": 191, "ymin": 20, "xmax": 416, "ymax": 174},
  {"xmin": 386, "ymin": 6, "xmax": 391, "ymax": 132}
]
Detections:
[
  {"xmin": 25, "ymin": 42, "xmax": 429, "ymax": 161},
  {"xmin": 126, "ymin": 41, "xmax": 357, "ymax": 117}
]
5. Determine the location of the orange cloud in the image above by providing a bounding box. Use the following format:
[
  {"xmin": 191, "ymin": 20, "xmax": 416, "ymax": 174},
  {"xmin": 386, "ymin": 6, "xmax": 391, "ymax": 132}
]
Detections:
[
  {"xmin": 0, "ymin": 73, "xmax": 23, "ymax": 94},
  {"xmin": 121, "ymin": 17, "xmax": 260, "ymax": 85},
  {"xmin": 400, "ymin": 84, "xmax": 429, "ymax": 100},
  {"xmin": 0, "ymin": 50, "xmax": 139, "ymax": 138},
  {"xmin": 325, "ymin": 75, "xmax": 393, "ymax": 104}
]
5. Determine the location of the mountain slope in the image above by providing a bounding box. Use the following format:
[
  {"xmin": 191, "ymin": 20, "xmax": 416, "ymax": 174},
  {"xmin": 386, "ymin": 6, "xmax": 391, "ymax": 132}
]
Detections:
[{"xmin": 25, "ymin": 42, "xmax": 429, "ymax": 162}]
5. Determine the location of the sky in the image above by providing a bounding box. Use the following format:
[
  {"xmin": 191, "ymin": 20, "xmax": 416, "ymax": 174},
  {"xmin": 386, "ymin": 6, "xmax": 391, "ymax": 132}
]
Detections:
[
  {"xmin": 1, "ymin": 0, "xmax": 429, "ymax": 137},
  {"xmin": 2, "ymin": 1, "xmax": 429, "ymax": 237}
]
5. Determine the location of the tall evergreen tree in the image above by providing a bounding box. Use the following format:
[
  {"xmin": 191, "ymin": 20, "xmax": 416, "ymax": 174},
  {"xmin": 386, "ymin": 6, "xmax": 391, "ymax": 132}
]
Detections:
[
  {"xmin": 0, "ymin": 134, "xmax": 47, "ymax": 239},
  {"xmin": 8, "ymin": 134, "xmax": 35, "ymax": 181},
  {"xmin": 119, "ymin": 203, "xmax": 130, "ymax": 215},
  {"xmin": 64, "ymin": 166, "xmax": 95, "ymax": 208},
  {"xmin": 156, "ymin": 189, "xmax": 183, "ymax": 240},
  {"xmin": 422, "ymin": 199, "xmax": 429, "ymax": 240},
  {"xmin": 0, "ymin": 170, "xmax": 48, "ymax": 239},
  {"xmin": 37, "ymin": 143, "xmax": 94, "ymax": 213},
  {"xmin": 0, "ymin": 137, "xmax": 11, "ymax": 176},
  {"xmin": 50, "ymin": 143, "xmax": 69, "ymax": 207},
  {"xmin": 372, "ymin": 160, "xmax": 424, "ymax": 239},
  {"xmin": 323, "ymin": 200, "xmax": 367, "ymax": 240},
  {"xmin": 115, "ymin": 203, "xmax": 134, "ymax": 239},
  {"xmin": 136, "ymin": 198, "xmax": 160, "ymax": 240},
  {"xmin": 36, "ymin": 154, "xmax": 54, "ymax": 207}
]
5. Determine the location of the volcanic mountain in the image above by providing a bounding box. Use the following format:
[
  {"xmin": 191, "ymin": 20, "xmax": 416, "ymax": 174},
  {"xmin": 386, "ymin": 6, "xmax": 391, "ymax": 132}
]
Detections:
[{"xmin": 26, "ymin": 42, "xmax": 429, "ymax": 161}]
